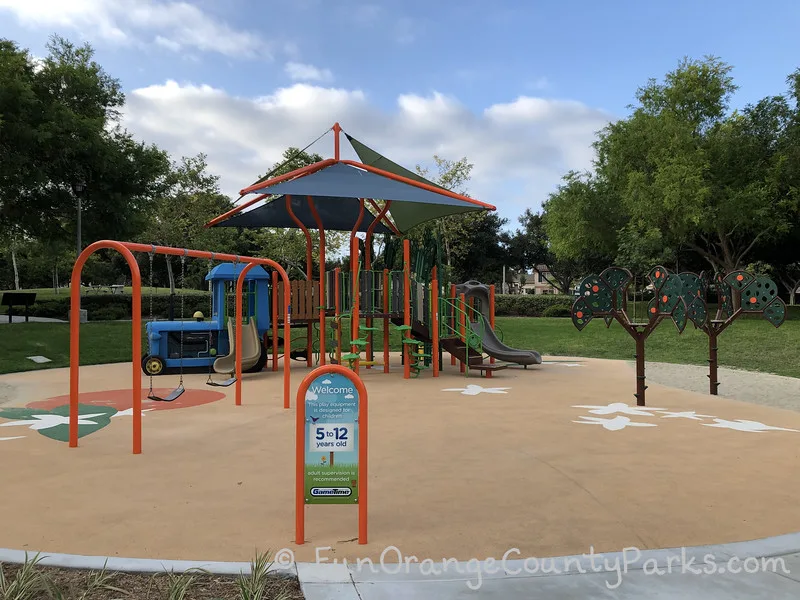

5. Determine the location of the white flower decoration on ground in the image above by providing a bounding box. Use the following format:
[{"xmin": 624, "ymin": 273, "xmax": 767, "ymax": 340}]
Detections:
[
  {"xmin": 660, "ymin": 411, "xmax": 716, "ymax": 420},
  {"xmin": 110, "ymin": 408, "xmax": 156, "ymax": 418},
  {"xmin": 0, "ymin": 412, "xmax": 107, "ymax": 431},
  {"xmin": 572, "ymin": 402, "xmax": 665, "ymax": 416},
  {"xmin": 442, "ymin": 384, "xmax": 511, "ymax": 396},
  {"xmin": 702, "ymin": 419, "xmax": 799, "ymax": 433},
  {"xmin": 573, "ymin": 416, "xmax": 658, "ymax": 431}
]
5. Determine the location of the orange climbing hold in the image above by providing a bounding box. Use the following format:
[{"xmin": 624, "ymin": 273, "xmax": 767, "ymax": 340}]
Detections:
[
  {"xmin": 662, "ymin": 295, "xmax": 668, "ymax": 303},
  {"xmin": 576, "ymin": 311, "xmax": 584, "ymax": 319},
  {"xmin": 737, "ymin": 274, "xmax": 744, "ymax": 281},
  {"xmin": 750, "ymin": 297, "xmax": 757, "ymax": 304},
  {"xmin": 650, "ymin": 307, "xmax": 657, "ymax": 314},
  {"xmin": 592, "ymin": 285, "xmax": 599, "ymax": 292}
]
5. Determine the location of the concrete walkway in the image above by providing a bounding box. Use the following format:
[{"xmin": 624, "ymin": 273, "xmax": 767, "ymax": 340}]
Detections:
[
  {"xmin": 3, "ymin": 532, "xmax": 800, "ymax": 598},
  {"xmin": 0, "ymin": 315, "xmax": 66, "ymax": 323}
]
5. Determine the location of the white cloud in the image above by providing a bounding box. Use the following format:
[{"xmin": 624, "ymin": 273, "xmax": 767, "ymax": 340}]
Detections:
[
  {"xmin": 0, "ymin": 0, "xmax": 273, "ymax": 59},
  {"xmin": 285, "ymin": 62, "xmax": 333, "ymax": 82},
  {"xmin": 120, "ymin": 80, "xmax": 615, "ymax": 224},
  {"xmin": 305, "ymin": 390, "xmax": 318, "ymax": 401}
]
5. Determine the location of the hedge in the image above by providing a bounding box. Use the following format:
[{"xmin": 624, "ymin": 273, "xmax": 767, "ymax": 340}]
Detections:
[
  {"xmin": 493, "ymin": 294, "xmax": 575, "ymax": 317},
  {"xmin": 9, "ymin": 292, "xmax": 583, "ymax": 321},
  {"xmin": 15, "ymin": 294, "xmax": 213, "ymax": 321}
]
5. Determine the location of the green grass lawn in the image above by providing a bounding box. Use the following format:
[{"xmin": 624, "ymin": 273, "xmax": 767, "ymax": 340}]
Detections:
[{"xmin": 1, "ymin": 315, "xmax": 798, "ymax": 378}]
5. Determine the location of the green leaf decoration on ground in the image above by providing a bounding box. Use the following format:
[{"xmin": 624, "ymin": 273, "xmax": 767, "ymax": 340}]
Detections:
[
  {"xmin": 0, "ymin": 403, "xmax": 117, "ymax": 442},
  {"xmin": 671, "ymin": 299, "xmax": 688, "ymax": 333},
  {"xmin": 763, "ymin": 297, "xmax": 787, "ymax": 328},
  {"xmin": 571, "ymin": 297, "xmax": 593, "ymax": 331},
  {"xmin": 648, "ymin": 265, "xmax": 670, "ymax": 291},
  {"xmin": 724, "ymin": 270, "xmax": 754, "ymax": 291},
  {"xmin": 741, "ymin": 277, "xmax": 780, "ymax": 312}
]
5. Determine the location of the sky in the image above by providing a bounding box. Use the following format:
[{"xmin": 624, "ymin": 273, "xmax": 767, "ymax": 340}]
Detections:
[{"xmin": 2, "ymin": 0, "xmax": 799, "ymax": 231}]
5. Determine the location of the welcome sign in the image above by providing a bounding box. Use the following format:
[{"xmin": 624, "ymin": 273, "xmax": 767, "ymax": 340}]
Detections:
[
  {"xmin": 304, "ymin": 373, "xmax": 360, "ymax": 504},
  {"xmin": 296, "ymin": 364, "xmax": 368, "ymax": 544}
]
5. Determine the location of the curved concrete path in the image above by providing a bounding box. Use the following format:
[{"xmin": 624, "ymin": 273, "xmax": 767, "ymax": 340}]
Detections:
[{"xmin": 3, "ymin": 532, "xmax": 800, "ymax": 599}]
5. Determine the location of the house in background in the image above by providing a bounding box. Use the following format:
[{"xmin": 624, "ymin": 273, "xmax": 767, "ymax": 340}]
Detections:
[{"xmin": 503, "ymin": 265, "xmax": 560, "ymax": 295}]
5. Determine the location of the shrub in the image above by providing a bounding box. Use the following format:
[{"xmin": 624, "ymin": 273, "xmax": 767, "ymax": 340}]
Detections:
[
  {"xmin": 23, "ymin": 293, "xmax": 212, "ymax": 321},
  {"xmin": 494, "ymin": 294, "xmax": 575, "ymax": 317},
  {"xmin": 541, "ymin": 304, "xmax": 572, "ymax": 318}
]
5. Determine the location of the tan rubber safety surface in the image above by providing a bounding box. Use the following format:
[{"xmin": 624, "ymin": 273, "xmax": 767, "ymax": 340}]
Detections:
[{"xmin": 1, "ymin": 357, "xmax": 799, "ymax": 563}]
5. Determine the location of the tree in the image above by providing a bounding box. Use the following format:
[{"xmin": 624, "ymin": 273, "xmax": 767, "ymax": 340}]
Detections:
[
  {"xmin": 509, "ymin": 209, "xmax": 600, "ymax": 295},
  {"xmin": 409, "ymin": 155, "xmax": 507, "ymax": 283},
  {"xmin": 0, "ymin": 35, "xmax": 170, "ymax": 254},
  {"xmin": 593, "ymin": 56, "xmax": 799, "ymax": 273},
  {"xmin": 139, "ymin": 154, "xmax": 238, "ymax": 292}
]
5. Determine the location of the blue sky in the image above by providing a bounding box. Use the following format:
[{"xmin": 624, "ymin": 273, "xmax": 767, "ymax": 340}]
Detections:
[{"xmin": 2, "ymin": 0, "xmax": 799, "ymax": 228}]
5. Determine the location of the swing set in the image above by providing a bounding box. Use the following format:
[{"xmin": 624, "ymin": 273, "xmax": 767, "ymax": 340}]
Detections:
[{"xmin": 68, "ymin": 240, "xmax": 292, "ymax": 454}]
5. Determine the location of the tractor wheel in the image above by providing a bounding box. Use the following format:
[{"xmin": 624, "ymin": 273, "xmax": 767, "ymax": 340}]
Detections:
[{"xmin": 142, "ymin": 355, "xmax": 165, "ymax": 376}]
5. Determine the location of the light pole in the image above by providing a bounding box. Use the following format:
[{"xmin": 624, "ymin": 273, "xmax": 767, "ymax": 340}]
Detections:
[{"xmin": 73, "ymin": 180, "xmax": 86, "ymax": 255}]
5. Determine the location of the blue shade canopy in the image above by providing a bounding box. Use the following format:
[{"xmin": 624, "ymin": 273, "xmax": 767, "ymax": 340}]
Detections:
[
  {"xmin": 247, "ymin": 162, "xmax": 487, "ymax": 232},
  {"xmin": 213, "ymin": 194, "xmax": 393, "ymax": 234}
]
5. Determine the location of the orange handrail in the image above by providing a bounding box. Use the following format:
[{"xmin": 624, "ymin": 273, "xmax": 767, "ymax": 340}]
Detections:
[{"xmin": 69, "ymin": 241, "xmax": 293, "ymax": 455}]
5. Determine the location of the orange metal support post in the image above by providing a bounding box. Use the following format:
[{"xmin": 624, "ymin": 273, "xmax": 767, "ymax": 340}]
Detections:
[
  {"xmin": 403, "ymin": 239, "xmax": 411, "ymax": 379},
  {"xmin": 364, "ymin": 201, "xmax": 391, "ymax": 369},
  {"xmin": 334, "ymin": 267, "xmax": 341, "ymax": 364},
  {"xmin": 459, "ymin": 293, "xmax": 467, "ymax": 374},
  {"xmin": 70, "ymin": 242, "xmax": 294, "ymax": 455},
  {"xmin": 308, "ymin": 197, "xmax": 326, "ymax": 366},
  {"xmin": 351, "ymin": 236, "xmax": 360, "ymax": 374},
  {"xmin": 450, "ymin": 283, "xmax": 457, "ymax": 366},
  {"xmin": 383, "ymin": 268, "xmax": 389, "ymax": 373},
  {"xmin": 286, "ymin": 195, "xmax": 314, "ymax": 364},
  {"xmin": 295, "ymin": 363, "xmax": 368, "ymax": 546},
  {"xmin": 431, "ymin": 269, "xmax": 439, "ymax": 377},
  {"xmin": 488, "ymin": 284, "xmax": 496, "ymax": 378},
  {"xmin": 69, "ymin": 241, "xmax": 141, "ymax": 453},
  {"xmin": 272, "ymin": 271, "xmax": 278, "ymax": 371}
]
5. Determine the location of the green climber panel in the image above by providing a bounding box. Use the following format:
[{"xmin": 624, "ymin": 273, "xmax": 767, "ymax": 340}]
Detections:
[
  {"xmin": 679, "ymin": 272, "xmax": 705, "ymax": 304},
  {"xmin": 763, "ymin": 297, "xmax": 787, "ymax": 328},
  {"xmin": 600, "ymin": 266, "xmax": 632, "ymax": 307},
  {"xmin": 687, "ymin": 297, "xmax": 708, "ymax": 328},
  {"xmin": 571, "ymin": 296, "xmax": 594, "ymax": 331},
  {"xmin": 657, "ymin": 274, "xmax": 684, "ymax": 314},
  {"xmin": 671, "ymin": 298, "xmax": 688, "ymax": 334},
  {"xmin": 715, "ymin": 275, "xmax": 734, "ymax": 320},
  {"xmin": 647, "ymin": 297, "xmax": 659, "ymax": 322},
  {"xmin": 741, "ymin": 277, "xmax": 780, "ymax": 312},
  {"xmin": 603, "ymin": 315, "xmax": 614, "ymax": 328},
  {"xmin": 724, "ymin": 271, "xmax": 755, "ymax": 291},
  {"xmin": 648, "ymin": 265, "xmax": 669, "ymax": 291}
]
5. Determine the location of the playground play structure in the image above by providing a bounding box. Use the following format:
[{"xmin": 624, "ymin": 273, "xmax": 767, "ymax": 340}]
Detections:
[
  {"xmin": 67, "ymin": 123, "xmax": 541, "ymax": 453},
  {"xmin": 571, "ymin": 265, "xmax": 787, "ymax": 405}
]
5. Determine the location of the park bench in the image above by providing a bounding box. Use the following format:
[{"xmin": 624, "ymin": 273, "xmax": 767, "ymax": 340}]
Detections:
[{"xmin": 1, "ymin": 291, "xmax": 37, "ymax": 323}]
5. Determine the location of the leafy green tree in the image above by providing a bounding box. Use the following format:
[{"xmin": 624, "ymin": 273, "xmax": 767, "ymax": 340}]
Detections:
[
  {"xmin": 544, "ymin": 57, "xmax": 800, "ymax": 281},
  {"xmin": 139, "ymin": 154, "xmax": 238, "ymax": 292},
  {"xmin": 509, "ymin": 209, "xmax": 602, "ymax": 295},
  {"xmin": 0, "ymin": 35, "xmax": 170, "ymax": 247}
]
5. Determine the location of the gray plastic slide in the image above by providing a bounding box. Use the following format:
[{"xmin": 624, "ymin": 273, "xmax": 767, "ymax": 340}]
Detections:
[{"xmin": 455, "ymin": 280, "xmax": 542, "ymax": 366}]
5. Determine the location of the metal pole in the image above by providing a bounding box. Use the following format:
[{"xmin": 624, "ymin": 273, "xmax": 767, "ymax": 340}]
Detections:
[{"xmin": 76, "ymin": 194, "xmax": 82, "ymax": 256}]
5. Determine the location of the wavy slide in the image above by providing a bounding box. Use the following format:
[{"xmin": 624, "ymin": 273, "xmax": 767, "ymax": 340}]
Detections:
[{"xmin": 455, "ymin": 281, "xmax": 542, "ymax": 366}]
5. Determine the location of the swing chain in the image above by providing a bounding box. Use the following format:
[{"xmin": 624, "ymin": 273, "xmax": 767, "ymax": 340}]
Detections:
[
  {"xmin": 148, "ymin": 247, "xmax": 155, "ymax": 395},
  {"xmin": 179, "ymin": 251, "xmax": 186, "ymax": 386}
]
